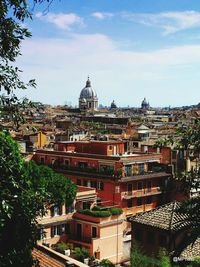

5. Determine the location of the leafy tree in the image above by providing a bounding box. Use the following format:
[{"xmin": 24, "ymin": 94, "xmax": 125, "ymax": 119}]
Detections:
[
  {"xmin": 130, "ymin": 244, "xmax": 171, "ymax": 267},
  {"xmin": 174, "ymin": 195, "xmax": 200, "ymax": 256},
  {"xmin": 158, "ymin": 248, "xmax": 171, "ymax": 267},
  {"xmin": 0, "ymin": 0, "xmax": 53, "ymax": 127},
  {"xmin": 0, "ymin": 132, "xmax": 77, "ymax": 267},
  {"xmin": 159, "ymin": 120, "xmax": 200, "ymax": 255}
]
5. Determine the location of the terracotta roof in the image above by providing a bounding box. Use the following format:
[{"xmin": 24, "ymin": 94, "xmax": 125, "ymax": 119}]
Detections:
[
  {"xmin": 33, "ymin": 244, "xmax": 88, "ymax": 267},
  {"xmin": 129, "ymin": 202, "xmax": 188, "ymax": 231},
  {"xmin": 180, "ymin": 238, "xmax": 200, "ymax": 258}
]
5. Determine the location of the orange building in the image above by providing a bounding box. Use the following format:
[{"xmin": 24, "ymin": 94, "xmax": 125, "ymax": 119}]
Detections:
[
  {"xmin": 33, "ymin": 140, "xmax": 172, "ymax": 262},
  {"xmin": 37, "ymin": 186, "xmax": 97, "ymax": 247},
  {"xmin": 37, "ymin": 186, "xmax": 124, "ymax": 263},
  {"xmin": 33, "ymin": 140, "xmax": 171, "ymax": 222},
  {"xmin": 70, "ymin": 210, "xmax": 124, "ymax": 263}
]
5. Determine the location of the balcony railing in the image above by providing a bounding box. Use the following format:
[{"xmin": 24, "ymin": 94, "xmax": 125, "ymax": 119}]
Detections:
[
  {"xmin": 49, "ymin": 161, "xmax": 122, "ymax": 179},
  {"xmin": 123, "ymin": 187, "xmax": 161, "ymax": 199}
]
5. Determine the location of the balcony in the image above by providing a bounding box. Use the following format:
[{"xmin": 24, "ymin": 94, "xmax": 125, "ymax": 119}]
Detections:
[
  {"xmin": 123, "ymin": 187, "xmax": 162, "ymax": 199},
  {"xmin": 49, "ymin": 161, "xmax": 122, "ymax": 179},
  {"xmin": 121, "ymin": 171, "xmax": 170, "ymax": 183}
]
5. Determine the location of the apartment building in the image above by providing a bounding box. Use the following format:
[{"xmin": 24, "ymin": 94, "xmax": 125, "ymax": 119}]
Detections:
[{"xmin": 33, "ymin": 140, "xmax": 171, "ymax": 221}]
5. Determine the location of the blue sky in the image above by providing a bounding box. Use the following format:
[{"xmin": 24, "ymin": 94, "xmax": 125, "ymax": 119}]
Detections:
[{"xmin": 17, "ymin": 0, "xmax": 200, "ymax": 107}]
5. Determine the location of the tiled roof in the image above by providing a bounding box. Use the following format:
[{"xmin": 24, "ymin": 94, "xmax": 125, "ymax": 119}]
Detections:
[
  {"xmin": 181, "ymin": 238, "xmax": 200, "ymax": 258},
  {"xmin": 33, "ymin": 244, "xmax": 88, "ymax": 267},
  {"xmin": 129, "ymin": 202, "xmax": 188, "ymax": 231}
]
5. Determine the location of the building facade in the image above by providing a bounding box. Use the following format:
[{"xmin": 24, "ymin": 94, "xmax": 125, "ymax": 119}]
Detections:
[{"xmin": 33, "ymin": 140, "xmax": 171, "ymax": 224}]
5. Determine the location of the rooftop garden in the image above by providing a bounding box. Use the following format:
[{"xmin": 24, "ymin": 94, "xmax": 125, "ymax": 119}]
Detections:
[{"xmin": 78, "ymin": 206, "xmax": 123, "ymax": 217}]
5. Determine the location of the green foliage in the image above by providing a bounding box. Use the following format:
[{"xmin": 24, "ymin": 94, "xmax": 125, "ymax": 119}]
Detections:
[
  {"xmin": 0, "ymin": 0, "xmax": 53, "ymax": 127},
  {"xmin": 79, "ymin": 206, "xmax": 122, "ymax": 217},
  {"xmin": 110, "ymin": 207, "xmax": 123, "ymax": 215},
  {"xmin": 153, "ymin": 138, "xmax": 173, "ymax": 148},
  {"xmin": 158, "ymin": 248, "xmax": 171, "ymax": 267},
  {"xmin": 100, "ymin": 259, "xmax": 115, "ymax": 267},
  {"xmin": 73, "ymin": 247, "xmax": 89, "ymax": 262},
  {"xmin": 174, "ymin": 196, "xmax": 200, "ymax": 255},
  {"xmin": 25, "ymin": 162, "xmax": 77, "ymax": 206},
  {"xmin": 0, "ymin": 132, "xmax": 77, "ymax": 267},
  {"xmin": 51, "ymin": 242, "xmax": 73, "ymax": 254},
  {"xmin": 78, "ymin": 209, "xmax": 112, "ymax": 217},
  {"xmin": 130, "ymin": 243, "xmax": 170, "ymax": 267}
]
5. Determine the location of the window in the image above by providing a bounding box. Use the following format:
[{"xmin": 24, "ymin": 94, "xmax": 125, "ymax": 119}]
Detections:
[
  {"xmin": 66, "ymin": 203, "xmax": 75, "ymax": 213},
  {"xmin": 127, "ymin": 183, "xmax": 133, "ymax": 192},
  {"xmin": 77, "ymin": 179, "xmax": 82, "ymax": 185},
  {"xmin": 40, "ymin": 157, "xmax": 45, "ymax": 164},
  {"xmin": 64, "ymin": 160, "xmax": 69, "ymax": 166},
  {"xmin": 127, "ymin": 199, "xmax": 132, "ymax": 208},
  {"xmin": 51, "ymin": 158, "xmax": 55, "ymax": 165},
  {"xmin": 51, "ymin": 224, "xmax": 68, "ymax": 237},
  {"xmin": 91, "ymin": 180, "xmax": 97, "ymax": 189},
  {"xmin": 51, "ymin": 205, "xmax": 62, "ymax": 217},
  {"xmin": 83, "ymin": 180, "xmax": 87, "ymax": 187},
  {"xmin": 83, "ymin": 201, "xmax": 90, "ymax": 210},
  {"xmin": 138, "ymin": 163, "xmax": 145, "ymax": 174},
  {"xmin": 66, "ymin": 223, "xmax": 70, "ymax": 234},
  {"xmin": 100, "ymin": 165, "xmax": 114, "ymax": 175},
  {"xmin": 146, "ymin": 181, "xmax": 151, "ymax": 192},
  {"xmin": 61, "ymin": 223, "xmax": 70, "ymax": 234},
  {"xmin": 179, "ymin": 150, "xmax": 184, "ymax": 159},
  {"xmin": 78, "ymin": 162, "xmax": 88, "ymax": 169},
  {"xmin": 146, "ymin": 196, "xmax": 152, "ymax": 205},
  {"xmin": 172, "ymin": 150, "xmax": 177, "ymax": 160},
  {"xmin": 137, "ymin": 182, "xmax": 142, "ymax": 190},
  {"xmin": 51, "ymin": 225, "xmax": 61, "ymax": 237},
  {"xmin": 109, "ymin": 145, "xmax": 113, "ymax": 150},
  {"xmin": 125, "ymin": 165, "xmax": 132, "ymax": 176},
  {"xmin": 97, "ymin": 181, "xmax": 104, "ymax": 191},
  {"xmin": 38, "ymin": 227, "xmax": 46, "ymax": 240},
  {"xmin": 137, "ymin": 198, "xmax": 142, "ymax": 206},
  {"xmin": 92, "ymin": 227, "xmax": 97, "ymax": 238},
  {"xmin": 115, "ymin": 186, "xmax": 120, "ymax": 193}
]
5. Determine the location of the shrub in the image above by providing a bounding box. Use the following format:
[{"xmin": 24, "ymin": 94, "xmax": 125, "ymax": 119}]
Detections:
[
  {"xmin": 110, "ymin": 208, "xmax": 123, "ymax": 215},
  {"xmin": 51, "ymin": 242, "xmax": 73, "ymax": 254},
  {"xmin": 78, "ymin": 209, "xmax": 111, "ymax": 217},
  {"xmin": 100, "ymin": 259, "xmax": 115, "ymax": 267},
  {"xmin": 73, "ymin": 247, "xmax": 89, "ymax": 262}
]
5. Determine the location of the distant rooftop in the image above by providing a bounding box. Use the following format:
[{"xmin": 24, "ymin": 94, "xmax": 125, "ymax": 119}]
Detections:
[{"xmin": 129, "ymin": 202, "xmax": 188, "ymax": 231}]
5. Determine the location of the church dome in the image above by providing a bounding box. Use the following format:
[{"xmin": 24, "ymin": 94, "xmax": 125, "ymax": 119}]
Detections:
[
  {"xmin": 141, "ymin": 97, "xmax": 150, "ymax": 110},
  {"xmin": 80, "ymin": 98, "xmax": 87, "ymax": 103},
  {"xmin": 111, "ymin": 100, "xmax": 117, "ymax": 109},
  {"xmin": 80, "ymin": 77, "xmax": 97, "ymax": 99},
  {"xmin": 142, "ymin": 97, "xmax": 148, "ymax": 105}
]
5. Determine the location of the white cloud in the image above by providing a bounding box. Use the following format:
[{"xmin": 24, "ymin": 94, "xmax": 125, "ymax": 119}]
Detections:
[
  {"xmin": 91, "ymin": 12, "xmax": 113, "ymax": 20},
  {"xmin": 17, "ymin": 34, "xmax": 200, "ymax": 106},
  {"xmin": 35, "ymin": 12, "xmax": 83, "ymax": 30},
  {"xmin": 123, "ymin": 11, "xmax": 200, "ymax": 35}
]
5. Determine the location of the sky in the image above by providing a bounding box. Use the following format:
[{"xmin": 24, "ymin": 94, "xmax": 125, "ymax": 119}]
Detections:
[{"xmin": 16, "ymin": 0, "xmax": 200, "ymax": 107}]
